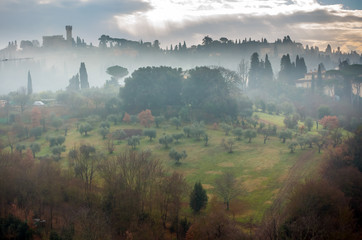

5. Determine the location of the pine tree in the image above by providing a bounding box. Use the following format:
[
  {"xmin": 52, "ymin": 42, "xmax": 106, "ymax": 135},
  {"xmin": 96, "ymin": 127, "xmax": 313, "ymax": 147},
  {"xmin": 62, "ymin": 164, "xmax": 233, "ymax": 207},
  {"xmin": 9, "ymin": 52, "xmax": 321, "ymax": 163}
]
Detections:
[
  {"xmin": 189, "ymin": 182, "xmax": 208, "ymax": 213},
  {"xmin": 27, "ymin": 70, "xmax": 33, "ymax": 95},
  {"xmin": 79, "ymin": 62, "xmax": 89, "ymax": 89}
]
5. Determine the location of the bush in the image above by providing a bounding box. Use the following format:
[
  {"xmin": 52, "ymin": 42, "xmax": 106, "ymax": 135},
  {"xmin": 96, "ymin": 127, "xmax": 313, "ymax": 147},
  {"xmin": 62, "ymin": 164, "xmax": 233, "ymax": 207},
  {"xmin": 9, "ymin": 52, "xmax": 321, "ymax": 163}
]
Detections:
[
  {"xmin": 99, "ymin": 127, "xmax": 110, "ymax": 139},
  {"xmin": 279, "ymin": 129, "xmax": 292, "ymax": 143},
  {"xmin": 169, "ymin": 149, "xmax": 187, "ymax": 165},
  {"xmin": 30, "ymin": 143, "xmax": 41, "ymax": 158},
  {"xmin": 305, "ymin": 117, "xmax": 314, "ymax": 131},
  {"xmin": 172, "ymin": 133, "xmax": 184, "ymax": 143},
  {"xmin": 288, "ymin": 141, "xmax": 298, "ymax": 153},
  {"xmin": 318, "ymin": 105, "xmax": 331, "ymax": 119},
  {"xmin": 170, "ymin": 117, "xmax": 181, "ymax": 129},
  {"xmin": 143, "ymin": 129, "xmax": 157, "ymax": 141},
  {"xmin": 79, "ymin": 122, "xmax": 93, "ymax": 136},
  {"xmin": 100, "ymin": 121, "xmax": 110, "ymax": 129},
  {"xmin": 47, "ymin": 135, "xmax": 65, "ymax": 147},
  {"xmin": 266, "ymin": 102, "xmax": 276, "ymax": 114},
  {"xmin": 159, "ymin": 135, "xmax": 173, "ymax": 148},
  {"xmin": 232, "ymin": 128, "xmax": 243, "ymax": 140},
  {"xmin": 29, "ymin": 126, "xmax": 42, "ymax": 139},
  {"xmin": 110, "ymin": 129, "xmax": 126, "ymax": 142},
  {"xmin": 244, "ymin": 129, "xmax": 257, "ymax": 143},
  {"xmin": 284, "ymin": 114, "xmax": 299, "ymax": 129},
  {"xmin": 220, "ymin": 123, "xmax": 233, "ymax": 136},
  {"xmin": 0, "ymin": 215, "xmax": 33, "ymax": 240},
  {"xmin": 127, "ymin": 136, "xmax": 140, "ymax": 149}
]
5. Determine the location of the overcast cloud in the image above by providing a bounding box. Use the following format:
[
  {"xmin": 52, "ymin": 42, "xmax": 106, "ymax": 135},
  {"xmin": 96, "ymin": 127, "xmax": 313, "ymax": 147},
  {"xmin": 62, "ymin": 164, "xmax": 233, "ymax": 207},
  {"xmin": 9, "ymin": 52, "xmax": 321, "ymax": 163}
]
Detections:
[{"xmin": 0, "ymin": 0, "xmax": 361, "ymax": 52}]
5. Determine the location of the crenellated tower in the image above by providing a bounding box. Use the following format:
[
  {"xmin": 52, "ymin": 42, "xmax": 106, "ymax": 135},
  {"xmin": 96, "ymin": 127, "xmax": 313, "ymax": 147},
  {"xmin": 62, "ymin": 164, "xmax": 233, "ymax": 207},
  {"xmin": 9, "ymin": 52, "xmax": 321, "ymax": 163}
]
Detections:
[{"xmin": 65, "ymin": 25, "xmax": 72, "ymax": 43}]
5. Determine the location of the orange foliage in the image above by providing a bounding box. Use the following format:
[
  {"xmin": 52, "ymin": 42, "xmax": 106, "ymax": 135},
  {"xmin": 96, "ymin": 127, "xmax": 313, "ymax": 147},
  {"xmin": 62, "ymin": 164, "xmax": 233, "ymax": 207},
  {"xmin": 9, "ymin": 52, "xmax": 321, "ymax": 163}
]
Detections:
[
  {"xmin": 31, "ymin": 107, "xmax": 41, "ymax": 127},
  {"xmin": 123, "ymin": 112, "xmax": 130, "ymax": 123},
  {"xmin": 319, "ymin": 116, "xmax": 339, "ymax": 130},
  {"xmin": 138, "ymin": 109, "xmax": 154, "ymax": 128}
]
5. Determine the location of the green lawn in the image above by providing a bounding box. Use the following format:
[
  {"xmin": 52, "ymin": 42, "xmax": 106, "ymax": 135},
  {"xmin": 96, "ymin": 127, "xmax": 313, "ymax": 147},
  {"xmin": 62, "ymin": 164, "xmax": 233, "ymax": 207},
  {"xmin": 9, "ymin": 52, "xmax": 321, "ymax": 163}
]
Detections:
[{"xmin": 3, "ymin": 113, "xmax": 325, "ymax": 224}]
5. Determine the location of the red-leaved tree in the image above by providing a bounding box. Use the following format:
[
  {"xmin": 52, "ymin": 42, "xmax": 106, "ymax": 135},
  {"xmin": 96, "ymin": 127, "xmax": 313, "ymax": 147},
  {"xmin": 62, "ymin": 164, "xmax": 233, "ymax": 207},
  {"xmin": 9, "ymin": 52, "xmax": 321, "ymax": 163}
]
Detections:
[
  {"xmin": 319, "ymin": 116, "xmax": 339, "ymax": 130},
  {"xmin": 31, "ymin": 107, "xmax": 41, "ymax": 127},
  {"xmin": 138, "ymin": 109, "xmax": 154, "ymax": 128},
  {"xmin": 123, "ymin": 112, "xmax": 130, "ymax": 123}
]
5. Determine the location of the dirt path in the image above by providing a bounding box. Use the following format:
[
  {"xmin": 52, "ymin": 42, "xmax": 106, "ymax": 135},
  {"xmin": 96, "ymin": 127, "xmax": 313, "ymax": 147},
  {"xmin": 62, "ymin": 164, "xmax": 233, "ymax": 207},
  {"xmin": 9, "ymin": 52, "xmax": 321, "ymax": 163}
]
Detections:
[{"xmin": 270, "ymin": 149, "xmax": 317, "ymax": 211}]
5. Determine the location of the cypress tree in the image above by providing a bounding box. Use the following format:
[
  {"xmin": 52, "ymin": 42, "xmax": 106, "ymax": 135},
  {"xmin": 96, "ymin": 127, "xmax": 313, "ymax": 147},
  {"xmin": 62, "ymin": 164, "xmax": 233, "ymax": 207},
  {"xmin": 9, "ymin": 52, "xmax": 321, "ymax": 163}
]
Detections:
[
  {"xmin": 27, "ymin": 70, "xmax": 33, "ymax": 95},
  {"xmin": 79, "ymin": 62, "xmax": 89, "ymax": 89},
  {"xmin": 189, "ymin": 181, "xmax": 208, "ymax": 213},
  {"xmin": 317, "ymin": 63, "xmax": 325, "ymax": 90},
  {"xmin": 311, "ymin": 72, "xmax": 315, "ymax": 92},
  {"xmin": 66, "ymin": 74, "xmax": 80, "ymax": 91},
  {"xmin": 264, "ymin": 54, "xmax": 273, "ymax": 82},
  {"xmin": 295, "ymin": 55, "xmax": 307, "ymax": 79},
  {"xmin": 279, "ymin": 54, "xmax": 293, "ymax": 83},
  {"xmin": 248, "ymin": 52, "xmax": 260, "ymax": 89}
]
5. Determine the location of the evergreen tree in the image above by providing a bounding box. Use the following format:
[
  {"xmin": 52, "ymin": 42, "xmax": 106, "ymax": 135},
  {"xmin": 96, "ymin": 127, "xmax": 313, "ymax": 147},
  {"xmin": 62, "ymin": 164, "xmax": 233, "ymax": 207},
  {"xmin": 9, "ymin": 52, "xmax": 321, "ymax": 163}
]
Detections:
[
  {"xmin": 317, "ymin": 63, "xmax": 325, "ymax": 90},
  {"xmin": 279, "ymin": 54, "xmax": 293, "ymax": 83},
  {"xmin": 79, "ymin": 62, "xmax": 89, "ymax": 89},
  {"xmin": 27, "ymin": 70, "xmax": 33, "ymax": 95},
  {"xmin": 295, "ymin": 55, "xmax": 307, "ymax": 79},
  {"xmin": 66, "ymin": 74, "xmax": 80, "ymax": 91},
  {"xmin": 311, "ymin": 72, "xmax": 315, "ymax": 92},
  {"xmin": 264, "ymin": 54, "xmax": 273, "ymax": 83},
  {"xmin": 189, "ymin": 181, "xmax": 208, "ymax": 213},
  {"xmin": 248, "ymin": 52, "xmax": 260, "ymax": 89}
]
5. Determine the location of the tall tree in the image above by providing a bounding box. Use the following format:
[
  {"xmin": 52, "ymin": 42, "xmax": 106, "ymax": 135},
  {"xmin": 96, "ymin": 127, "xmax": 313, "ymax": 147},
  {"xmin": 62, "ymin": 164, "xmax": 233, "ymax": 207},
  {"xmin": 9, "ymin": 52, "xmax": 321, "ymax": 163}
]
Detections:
[
  {"xmin": 214, "ymin": 172, "xmax": 243, "ymax": 210},
  {"xmin": 181, "ymin": 67, "xmax": 237, "ymax": 119},
  {"xmin": 79, "ymin": 62, "xmax": 89, "ymax": 89},
  {"xmin": 248, "ymin": 52, "xmax": 260, "ymax": 89},
  {"xmin": 190, "ymin": 182, "xmax": 208, "ymax": 213},
  {"xmin": 122, "ymin": 66, "xmax": 183, "ymax": 113},
  {"xmin": 237, "ymin": 59, "xmax": 249, "ymax": 91},
  {"xmin": 202, "ymin": 35, "xmax": 213, "ymax": 45},
  {"xmin": 138, "ymin": 109, "xmax": 154, "ymax": 128},
  {"xmin": 70, "ymin": 145, "xmax": 100, "ymax": 196},
  {"xmin": 106, "ymin": 65, "xmax": 128, "ymax": 82},
  {"xmin": 279, "ymin": 54, "xmax": 293, "ymax": 83},
  {"xmin": 264, "ymin": 54, "xmax": 274, "ymax": 83},
  {"xmin": 27, "ymin": 70, "xmax": 33, "ymax": 95},
  {"xmin": 66, "ymin": 74, "xmax": 80, "ymax": 91},
  {"xmin": 317, "ymin": 63, "xmax": 325, "ymax": 90},
  {"xmin": 295, "ymin": 55, "xmax": 307, "ymax": 79}
]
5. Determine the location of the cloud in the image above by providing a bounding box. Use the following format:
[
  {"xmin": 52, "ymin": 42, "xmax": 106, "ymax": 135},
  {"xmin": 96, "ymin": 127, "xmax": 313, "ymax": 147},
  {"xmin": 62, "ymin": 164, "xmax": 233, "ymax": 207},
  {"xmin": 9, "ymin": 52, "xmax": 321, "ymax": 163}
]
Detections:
[
  {"xmin": 112, "ymin": 0, "xmax": 362, "ymax": 52},
  {"xmin": 0, "ymin": 0, "xmax": 361, "ymax": 53},
  {"xmin": 0, "ymin": 0, "xmax": 151, "ymax": 47}
]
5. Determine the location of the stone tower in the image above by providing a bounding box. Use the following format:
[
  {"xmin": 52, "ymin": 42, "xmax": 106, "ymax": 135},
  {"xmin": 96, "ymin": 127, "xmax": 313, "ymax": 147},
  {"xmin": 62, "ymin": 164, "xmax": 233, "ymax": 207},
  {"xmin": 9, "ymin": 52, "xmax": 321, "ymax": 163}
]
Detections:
[{"xmin": 65, "ymin": 25, "xmax": 72, "ymax": 42}]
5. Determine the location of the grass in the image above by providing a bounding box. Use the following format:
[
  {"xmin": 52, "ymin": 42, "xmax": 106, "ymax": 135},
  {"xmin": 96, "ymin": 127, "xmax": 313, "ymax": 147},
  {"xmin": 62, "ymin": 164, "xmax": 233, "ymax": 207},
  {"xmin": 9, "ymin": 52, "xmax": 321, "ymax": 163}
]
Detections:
[{"xmin": 2, "ymin": 113, "xmax": 327, "ymax": 224}]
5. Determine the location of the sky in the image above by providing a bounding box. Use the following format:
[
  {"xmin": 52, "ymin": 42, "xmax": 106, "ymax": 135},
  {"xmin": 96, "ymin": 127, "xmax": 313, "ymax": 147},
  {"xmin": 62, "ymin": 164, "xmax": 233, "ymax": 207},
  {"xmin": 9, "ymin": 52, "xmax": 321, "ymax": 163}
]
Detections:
[{"xmin": 0, "ymin": 0, "xmax": 361, "ymax": 53}]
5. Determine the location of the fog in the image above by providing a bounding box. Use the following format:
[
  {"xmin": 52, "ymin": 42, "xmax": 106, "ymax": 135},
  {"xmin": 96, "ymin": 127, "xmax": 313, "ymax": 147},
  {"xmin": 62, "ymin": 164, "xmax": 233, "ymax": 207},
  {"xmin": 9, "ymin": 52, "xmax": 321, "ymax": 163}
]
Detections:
[{"xmin": 1, "ymin": 34, "xmax": 360, "ymax": 95}]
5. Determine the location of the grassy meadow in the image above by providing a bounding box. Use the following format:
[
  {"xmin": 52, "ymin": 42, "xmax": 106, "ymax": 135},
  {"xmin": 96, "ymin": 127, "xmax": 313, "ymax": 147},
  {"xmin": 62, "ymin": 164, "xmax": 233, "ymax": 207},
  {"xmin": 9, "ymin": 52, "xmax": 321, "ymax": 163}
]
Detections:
[{"xmin": 3, "ymin": 111, "xmax": 325, "ymax": 224}]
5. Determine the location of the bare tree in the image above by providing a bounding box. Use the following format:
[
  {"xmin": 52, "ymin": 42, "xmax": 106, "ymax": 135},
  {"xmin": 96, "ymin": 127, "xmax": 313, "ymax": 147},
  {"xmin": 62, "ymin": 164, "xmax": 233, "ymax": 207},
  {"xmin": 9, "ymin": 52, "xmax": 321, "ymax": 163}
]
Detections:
[
  {"xmin": 214, "ymin": 171, "xmax": 243, "ymax": 210},
  {"xmin": 237, "ymin": 59, "xmax": 249, "ymax": 91},
  {"xmin": 69, "ymin": 145, "xmax": 101, "ymax": 198}
]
